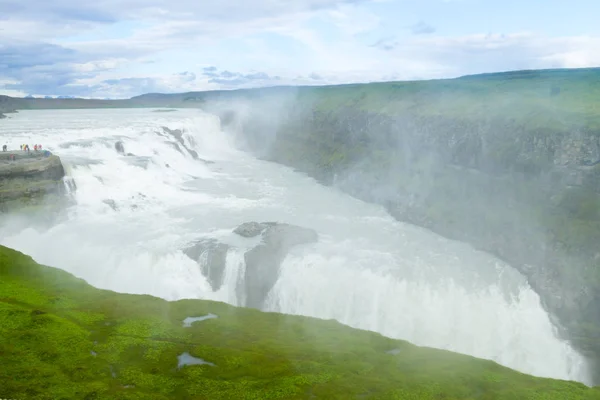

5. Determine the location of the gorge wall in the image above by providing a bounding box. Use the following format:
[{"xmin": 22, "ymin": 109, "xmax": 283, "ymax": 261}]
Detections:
[{"xmin": 202, "ymin": 68, "xmax": 600, "ymax": 380}]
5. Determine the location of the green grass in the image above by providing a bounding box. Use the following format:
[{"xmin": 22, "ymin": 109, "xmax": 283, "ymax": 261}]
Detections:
[
  {"xmin": 281, "ymin": 68, "xmax": 600, "ymax": 140},
  {"xmin": 1, "ymin": 245, "xmax": 600, "ymax": 399},
  {"xmin": 5, "ymin": 67, "xmax": 600, "ymax": 133}
]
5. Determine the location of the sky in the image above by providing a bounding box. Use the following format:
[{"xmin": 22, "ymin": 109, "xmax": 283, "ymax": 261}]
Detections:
[{"xmin": 1, "ymin": 0, "xmax": 600, "ymax": 99}]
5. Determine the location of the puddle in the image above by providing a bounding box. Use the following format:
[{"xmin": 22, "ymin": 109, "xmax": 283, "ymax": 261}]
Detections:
[
  {"xmin": 177, "ymin": 352, "xmax": 216, "ymax": 369},
  {"xmin": 182, "ymin": 313, "xmax": 218, "ymax": 327},
  {"xmin": 386, "ymin": 349, "xmax": 402, "ymax": 355}
]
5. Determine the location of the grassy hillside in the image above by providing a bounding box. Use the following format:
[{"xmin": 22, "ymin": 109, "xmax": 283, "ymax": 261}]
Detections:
[
  {"xmin": 3, "ymin": 67, "xmax": 600, "ymax": 123},
  {"xmin": 1, "ymin": 244, "xmax": 599, "ymax": 399}
]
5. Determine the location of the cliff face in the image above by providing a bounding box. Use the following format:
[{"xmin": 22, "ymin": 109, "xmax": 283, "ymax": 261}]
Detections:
[
  {"xmin": 210, "ymin": 72, "xmax": 600, "ymax": 380},
  {"xmin": 0, "ymin": 151, "xmax": 66, "ymax": 211}
]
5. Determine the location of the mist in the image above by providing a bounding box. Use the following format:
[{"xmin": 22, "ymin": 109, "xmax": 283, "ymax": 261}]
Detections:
[{"xmin": 201, "ymin": 75, "xmax": 600, "ymax": 383}]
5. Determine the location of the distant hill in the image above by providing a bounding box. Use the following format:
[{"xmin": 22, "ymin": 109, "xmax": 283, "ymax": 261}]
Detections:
[{"xmin": 0, "ymin": 66, "xmax": 597, "ymax": 111}]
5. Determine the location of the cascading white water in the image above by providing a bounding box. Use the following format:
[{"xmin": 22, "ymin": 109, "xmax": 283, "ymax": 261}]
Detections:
[{"xmin": 0, "ymin": 108, "xmax": 592, "ymax": 385}]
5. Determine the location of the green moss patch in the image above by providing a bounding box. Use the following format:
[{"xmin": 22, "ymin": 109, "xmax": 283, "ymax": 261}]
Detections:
[{"xmin": 0, "ymin": 245, "xmax": 599, "ymax": 399}]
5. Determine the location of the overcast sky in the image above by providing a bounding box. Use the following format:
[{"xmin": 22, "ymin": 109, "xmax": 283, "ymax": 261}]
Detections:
[{"xmin": 1, "ymin": 0, "xmax": 599, "ymax": 98}]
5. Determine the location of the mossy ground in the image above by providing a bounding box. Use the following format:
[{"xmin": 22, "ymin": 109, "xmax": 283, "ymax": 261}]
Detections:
[{"xmin": 1, "ymin": 245, "xmax": 600, "ymax": 400}]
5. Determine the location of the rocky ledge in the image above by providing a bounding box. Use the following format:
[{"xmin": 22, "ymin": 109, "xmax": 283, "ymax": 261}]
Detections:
[
  {"xmin": 184, "ymin": 221, "xmax": 318, "ymax": 308},
  {"xmin": 0, "ymin": 151, "xmax": 66, "ymax": 212}
]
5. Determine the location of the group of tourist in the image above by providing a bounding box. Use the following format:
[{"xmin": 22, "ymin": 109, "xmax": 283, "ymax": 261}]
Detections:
[
  {"xmin": 1, "ymin": 144, "xmax": 44, "ymax": 152},
  {"xmin": 20, "ymin": 144, "xmax": 43, "ymax": 152}
]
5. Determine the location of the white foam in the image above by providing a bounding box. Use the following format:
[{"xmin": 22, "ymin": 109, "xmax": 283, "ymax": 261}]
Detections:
[{"xmin": 265, "ymin": 246, "xmax": 588, "ymax": 382}]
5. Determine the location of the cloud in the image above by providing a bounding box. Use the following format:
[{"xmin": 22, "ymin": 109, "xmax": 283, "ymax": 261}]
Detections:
[
  {"xmin": 0, "ymin": 42, "xmax": 80, "ymax": 69},
  {"xmin": 411, "ymin": 21, "xmax": 436, "ymax": 35},
  {"xmin": 2, "ymin": 0, "xmax": 600, "ymax": 98},
  {"xmin": 200, "ymin": 68, "xmax": 283, "ymax": 88},
  {"xmin": 375, "ymin": 32, "xmax": 600, "ymax": 77},
  {"xmin": 6, "ymin": 32, "xmax": 600, "ymax": 98}
]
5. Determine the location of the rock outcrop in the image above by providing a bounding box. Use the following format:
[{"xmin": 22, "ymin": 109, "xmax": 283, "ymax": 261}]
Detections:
[
  {"xmin": 183, "ymin": 239, "xmax": 229, "ymax": 291},
  {"xmin": 238, "ymin": 222, "xmax": 318, "ymax": 308},
  {"xmin": 233, "ymin": 221, "xmax": 277, "ymax": 237},
  {"xmin": 183, "ymin": 222, "xmax": 318, "ymax": 308},
  {"xmin": 115, "ymin": 141, "xmax": 125, "ymax": 155},
  {"xmin": 0, "ymin": 151, "xmax": 66, "ymax": 211},
  {"xmin": 161, "ymin": 126, "xmax": 199, "ymax": 160}
]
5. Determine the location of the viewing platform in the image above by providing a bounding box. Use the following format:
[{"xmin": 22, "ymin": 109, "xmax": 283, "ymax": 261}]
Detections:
[{"xmin": 0, "ymin": 149, "xmax": 53, "ymax": 164}]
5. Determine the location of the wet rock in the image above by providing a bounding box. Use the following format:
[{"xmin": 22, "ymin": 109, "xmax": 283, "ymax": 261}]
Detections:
[
  {"xmin": 242, "ymin": 222, "xmax": 318, "ymax": 308},
  {"xmin": 162, "ymin": 127, "xmax": 184, "ymax": 143},
  {"xmin": 166, "ymin": 142, "xmax": 184, "ymax": 155},
  {"xmin": 188, "ymin": 149, "xmax": 199, "ymax": 160},
  {"xmin": 161, "ymin": 126, "xmax": 200, "ymax": 160},
  {"xmin": 102, "ymin": 199, "xmax": 118, "ymax": 211},
  {"xmin": 115, "ymin": 141, "xmax": 125, "ymax": 154},
  {"xmin": 233, "ymin": 221, "xmax": 276, "ymax": 238},
  {"xmin": 185, "ymin": 222, "xmax": 318, "ymax": 306},
  {"xmin": 183, "ymin": 239, "xmax": 229, "ymax": 291}
]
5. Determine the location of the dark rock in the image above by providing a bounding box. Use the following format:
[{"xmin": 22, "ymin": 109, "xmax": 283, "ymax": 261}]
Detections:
[
  {"xmin": 115, "ymin": 141, "xmax": 125, "ymax": 154},
  {"xmin": 233, "ymin": 221, "xmax": 276, "ymax": 238},
  {"xmin": 183, "ymin": 239, "xmax": 229, "ymax": 291},
  {"xmin": 161, "ymin": 126, "xmax": 200, "ymax": 160},
  {"xmin": 166, "ymin": 141, "xmax": 184, "ymax": 155},
  {"xmin": 162, "ymin": 127, "xmax": 184, "ymax": 143},
  {"xmin": 262, "ymin": 223, "xmax": 319, "ymax": 249},
  {"xmin": 102, "ymin": 199, "xmax": 118, "ymax": 211},
  {"xmin": 185, "ymin": 222, "xmax": 318, "ymax": 307},
  {"xmin": 188, "ymin": 149, "xmax": 199, "ymax": 160},
  {"xmin": 242, "ymin": 222, "xmax": 318, "ymax": 308}
]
